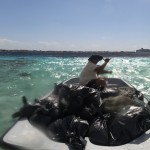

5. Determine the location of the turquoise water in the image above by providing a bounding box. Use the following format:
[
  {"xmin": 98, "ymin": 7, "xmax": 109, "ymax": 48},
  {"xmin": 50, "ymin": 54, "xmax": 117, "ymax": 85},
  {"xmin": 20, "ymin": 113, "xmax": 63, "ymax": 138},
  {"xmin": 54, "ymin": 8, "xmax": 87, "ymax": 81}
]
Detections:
[{"xmin": 0, "ymin": 56, "xmax": 150, "ymax": 150}]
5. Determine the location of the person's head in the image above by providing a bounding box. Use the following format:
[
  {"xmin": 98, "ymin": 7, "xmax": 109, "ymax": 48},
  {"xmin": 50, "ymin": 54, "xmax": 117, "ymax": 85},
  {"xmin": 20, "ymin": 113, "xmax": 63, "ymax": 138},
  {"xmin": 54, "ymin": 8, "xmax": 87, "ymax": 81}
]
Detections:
[{"xmin": 88, "ymin": 55, "xmax": 103, "ymax": 64}]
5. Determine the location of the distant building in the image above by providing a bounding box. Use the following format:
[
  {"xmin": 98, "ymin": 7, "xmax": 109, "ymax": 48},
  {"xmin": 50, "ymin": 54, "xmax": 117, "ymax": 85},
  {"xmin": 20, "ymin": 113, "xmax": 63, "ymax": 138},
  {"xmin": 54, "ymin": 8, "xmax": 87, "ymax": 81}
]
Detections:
[{"xmin": 136, "ymin": 48, "xmax": 150, "ymax": 52}]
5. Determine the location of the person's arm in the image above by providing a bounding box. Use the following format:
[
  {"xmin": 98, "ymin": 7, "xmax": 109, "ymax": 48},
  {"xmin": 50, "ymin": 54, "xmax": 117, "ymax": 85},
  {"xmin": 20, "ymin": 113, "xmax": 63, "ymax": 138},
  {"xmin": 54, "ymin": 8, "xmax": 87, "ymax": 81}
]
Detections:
[{"xmin": 94, "ymin": 58, "xmax": 111, "ymax": 73}]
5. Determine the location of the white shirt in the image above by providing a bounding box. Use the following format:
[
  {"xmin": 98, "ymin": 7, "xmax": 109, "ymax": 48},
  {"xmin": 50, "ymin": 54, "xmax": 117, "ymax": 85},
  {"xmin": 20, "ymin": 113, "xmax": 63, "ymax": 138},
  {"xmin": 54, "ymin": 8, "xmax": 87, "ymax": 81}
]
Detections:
[{"xmin": 79, "ymin": 61, "xmax": 97, "ymax": 85}]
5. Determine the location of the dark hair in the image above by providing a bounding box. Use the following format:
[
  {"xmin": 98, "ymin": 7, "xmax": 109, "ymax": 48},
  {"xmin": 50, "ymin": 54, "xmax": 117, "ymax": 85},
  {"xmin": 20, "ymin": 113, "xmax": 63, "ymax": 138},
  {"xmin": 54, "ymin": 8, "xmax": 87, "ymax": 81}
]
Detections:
[{"xmin": 88, "ymin": 55, "xmax": 103, "ymax": 62}]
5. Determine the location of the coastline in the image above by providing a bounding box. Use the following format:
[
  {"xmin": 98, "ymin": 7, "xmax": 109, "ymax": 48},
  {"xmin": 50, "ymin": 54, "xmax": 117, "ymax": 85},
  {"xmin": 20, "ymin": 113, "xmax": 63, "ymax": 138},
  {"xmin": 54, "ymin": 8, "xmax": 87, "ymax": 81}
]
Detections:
[{"xmin": 0, "ymin": 49, "xmax": 150, "ymax": 57}]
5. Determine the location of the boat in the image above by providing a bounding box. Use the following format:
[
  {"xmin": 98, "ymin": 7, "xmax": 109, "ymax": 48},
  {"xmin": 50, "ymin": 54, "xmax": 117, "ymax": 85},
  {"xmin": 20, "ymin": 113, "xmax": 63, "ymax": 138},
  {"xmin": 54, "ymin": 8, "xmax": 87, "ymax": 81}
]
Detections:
[{"xmin": 1, "ymin": 77, "xmax": 150, "ymax": 150}]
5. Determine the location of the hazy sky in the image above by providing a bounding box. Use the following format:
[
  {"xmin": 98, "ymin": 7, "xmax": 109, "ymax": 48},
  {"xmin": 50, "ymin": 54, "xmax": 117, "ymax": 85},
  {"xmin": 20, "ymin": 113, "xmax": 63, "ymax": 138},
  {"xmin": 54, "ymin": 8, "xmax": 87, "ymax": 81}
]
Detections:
[{"xmin": 0, "ymin": 0, "xmax": 150, "ymax": 51}]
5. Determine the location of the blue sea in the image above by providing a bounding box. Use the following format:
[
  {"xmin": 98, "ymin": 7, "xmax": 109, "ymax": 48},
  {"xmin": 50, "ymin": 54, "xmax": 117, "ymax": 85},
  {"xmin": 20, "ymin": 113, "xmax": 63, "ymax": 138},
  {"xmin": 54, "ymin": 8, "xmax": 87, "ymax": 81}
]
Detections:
[{"xmin": 0, "ymin": 55, "xmax": 150, "ymax": 150}]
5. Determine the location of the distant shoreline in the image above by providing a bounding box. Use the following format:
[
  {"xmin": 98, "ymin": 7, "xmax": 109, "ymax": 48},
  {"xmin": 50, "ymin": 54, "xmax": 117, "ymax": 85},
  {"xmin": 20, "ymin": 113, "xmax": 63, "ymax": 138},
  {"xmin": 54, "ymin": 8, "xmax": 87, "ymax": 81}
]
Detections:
[{"xmin": 0, "ymin": 49, "xmax": 150, "ymax": 57}]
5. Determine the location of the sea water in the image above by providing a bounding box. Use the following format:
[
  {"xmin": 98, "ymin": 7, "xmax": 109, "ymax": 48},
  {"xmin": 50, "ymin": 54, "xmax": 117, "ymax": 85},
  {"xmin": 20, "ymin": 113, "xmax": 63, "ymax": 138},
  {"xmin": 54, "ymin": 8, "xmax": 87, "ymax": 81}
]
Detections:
[{"xmin": 0, "ymin": 56, "xmax": 150, "ymax": 150}]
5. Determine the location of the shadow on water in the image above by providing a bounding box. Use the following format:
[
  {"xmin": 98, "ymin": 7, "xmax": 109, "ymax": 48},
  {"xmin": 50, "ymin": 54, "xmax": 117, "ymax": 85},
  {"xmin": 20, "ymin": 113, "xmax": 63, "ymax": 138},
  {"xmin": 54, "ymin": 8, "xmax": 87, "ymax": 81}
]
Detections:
[
  {"xmin": 18, "ymin": 72, "xmax": 31, "ymax": 78},
  {"xmin": 0, "ymin": 59, "xmax": 35, "ymax": 83}
]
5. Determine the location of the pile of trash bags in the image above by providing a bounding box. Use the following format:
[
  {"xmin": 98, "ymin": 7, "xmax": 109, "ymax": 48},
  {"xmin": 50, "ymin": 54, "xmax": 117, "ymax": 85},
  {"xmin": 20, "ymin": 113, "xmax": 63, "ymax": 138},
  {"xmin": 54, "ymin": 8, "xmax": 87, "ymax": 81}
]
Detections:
[{"xmin": 12, "ymin": 82, "xmax": 150, "ymax": 149}]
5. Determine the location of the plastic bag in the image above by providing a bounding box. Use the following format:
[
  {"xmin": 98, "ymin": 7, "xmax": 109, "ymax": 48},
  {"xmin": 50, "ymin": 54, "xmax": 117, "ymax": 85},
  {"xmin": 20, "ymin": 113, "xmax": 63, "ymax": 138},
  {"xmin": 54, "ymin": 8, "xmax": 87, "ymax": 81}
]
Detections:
[
  {"xmin": 47, "ymin": 115, "xmax": 89, "ymax": 150},
  {"xmin": 89, "ymin": 105, "xmax": 150, "ymax": 146}
]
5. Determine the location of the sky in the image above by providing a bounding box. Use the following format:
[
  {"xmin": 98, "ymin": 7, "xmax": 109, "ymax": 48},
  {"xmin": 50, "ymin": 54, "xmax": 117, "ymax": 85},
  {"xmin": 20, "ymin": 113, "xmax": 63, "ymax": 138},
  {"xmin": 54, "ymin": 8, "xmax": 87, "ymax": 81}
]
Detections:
[{"xmin": 0, "ymin": 0, "xmax": 150, "ymax": 51}]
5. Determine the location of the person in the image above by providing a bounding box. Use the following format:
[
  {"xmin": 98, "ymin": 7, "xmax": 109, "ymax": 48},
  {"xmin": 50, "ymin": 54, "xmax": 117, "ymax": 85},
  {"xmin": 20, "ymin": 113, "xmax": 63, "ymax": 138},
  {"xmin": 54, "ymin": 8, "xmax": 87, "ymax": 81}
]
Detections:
[{"xmin": 79, "ymin": 55, "xmax": 112, "ymax": 88}]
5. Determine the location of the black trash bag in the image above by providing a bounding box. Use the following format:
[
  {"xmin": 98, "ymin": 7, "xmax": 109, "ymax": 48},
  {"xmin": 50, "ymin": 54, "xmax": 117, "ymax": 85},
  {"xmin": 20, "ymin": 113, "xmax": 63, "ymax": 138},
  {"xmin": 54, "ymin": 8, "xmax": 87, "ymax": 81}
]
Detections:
[
  {"xmin": 68, "ymin": 136, "xmax": 87, "ymax": 150},
  {"xmin": 29, "ymin": 106, "xmax": 60, "ymax": 131},
  {"xmin": 57, "ymin": 84, "xmax": 101, "ymax": 116},
  {"xmin": 75, "ymin": 85, "xmax": 101, "ymax": 115},
  {"xmin": 78, "ymin": 87, "xmax": 101, "ymax": 121},
  {"xmin": 88, "ymin": 117, "xmax": 109, "ymax": 146},
  {"xmin": 80, "ymin": 104, "xmax": 97, "ymax": 121},
  {"xmin": 109, "ymin": 105, "xmax": 150, "ymax": 146},
  {"xmin": 48, "ymin": 83, "xmax": 82, "ymax": 115},
  {"xmin": 47, "ymin": 115, "xmax": 89, "ymax": 150},
  {"xmin": 59, "ymin": 96, "xmax": 84, "ymax": 116},
  {"xmin": 89, "ymin": 105, "xmax": 150, "ymax": 146},
  {"xmin": 55, "ymin": 83, "xmax": 101, "ymax": 121},
  {"xmin": 83, "ymin": 88, "xmax": 101, "ymax": 108},
  {"xmin": 12, "ymin": 96, "xmax": 41, "ymax": 119},
  {"xmin": 36, "ymin": 83, "xmax": 69, "ymax": 109},
  {"xmin": 12, "ymin": 82, "xmax": 62, "ymax": 119},
  {"xmin": 29, "ymin": 84, "xmax": 65, "ymax": 131}
]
